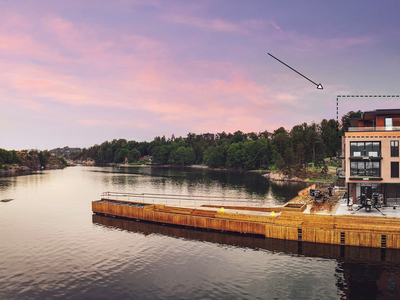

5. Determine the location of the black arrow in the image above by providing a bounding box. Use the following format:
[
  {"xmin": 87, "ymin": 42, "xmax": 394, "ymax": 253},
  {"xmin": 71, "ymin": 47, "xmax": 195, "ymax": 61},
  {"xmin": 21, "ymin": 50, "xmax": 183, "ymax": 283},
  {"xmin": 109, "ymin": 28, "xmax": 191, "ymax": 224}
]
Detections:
[{"xmin": 268, "ymin": 53, "xmax": 323, "ymax": 90}]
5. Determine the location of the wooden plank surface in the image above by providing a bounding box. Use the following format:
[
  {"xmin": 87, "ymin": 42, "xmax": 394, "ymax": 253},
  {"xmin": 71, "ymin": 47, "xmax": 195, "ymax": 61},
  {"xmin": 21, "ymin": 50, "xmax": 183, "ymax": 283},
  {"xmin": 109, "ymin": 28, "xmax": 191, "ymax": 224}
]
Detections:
[{"xmin": 92, "ymin": 200, "xmax": 400, "ymax": 249}]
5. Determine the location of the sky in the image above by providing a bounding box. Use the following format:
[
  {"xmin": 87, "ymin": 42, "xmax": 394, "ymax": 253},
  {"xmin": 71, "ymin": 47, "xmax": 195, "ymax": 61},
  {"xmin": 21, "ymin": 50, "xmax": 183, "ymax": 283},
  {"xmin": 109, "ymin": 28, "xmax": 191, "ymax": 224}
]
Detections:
[{"xmin": 1, "ymin": 0, "xmax": 400, "ymax": 150}]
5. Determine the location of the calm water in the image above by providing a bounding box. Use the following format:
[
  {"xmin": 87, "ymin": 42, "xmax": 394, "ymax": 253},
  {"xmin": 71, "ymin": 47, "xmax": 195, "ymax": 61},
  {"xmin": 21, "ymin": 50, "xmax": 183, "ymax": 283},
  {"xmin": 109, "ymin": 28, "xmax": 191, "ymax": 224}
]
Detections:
[{"xmin": 1, "ymin": 166, "xmax": 400, "ymax": 300}]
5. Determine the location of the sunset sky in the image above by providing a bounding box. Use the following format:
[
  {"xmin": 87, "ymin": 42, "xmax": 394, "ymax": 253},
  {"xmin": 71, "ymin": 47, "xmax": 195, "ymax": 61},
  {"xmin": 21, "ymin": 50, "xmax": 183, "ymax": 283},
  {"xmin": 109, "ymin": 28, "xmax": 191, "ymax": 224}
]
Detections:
[{"xmin": 1, "ymin": 0, "xmax": 400, "ymax": 150}]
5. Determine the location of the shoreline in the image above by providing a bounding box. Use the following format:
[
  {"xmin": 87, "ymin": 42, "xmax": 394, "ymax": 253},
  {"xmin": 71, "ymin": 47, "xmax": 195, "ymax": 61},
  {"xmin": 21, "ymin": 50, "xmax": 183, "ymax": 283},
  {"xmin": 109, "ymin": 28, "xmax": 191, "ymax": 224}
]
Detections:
[
  {"xmin": 3, "ymin": 162, "xmax": 338, "ymax": 183},
  {"xmin": 0, "ymin": 164, "xmax": 66, "ymax": 175}
]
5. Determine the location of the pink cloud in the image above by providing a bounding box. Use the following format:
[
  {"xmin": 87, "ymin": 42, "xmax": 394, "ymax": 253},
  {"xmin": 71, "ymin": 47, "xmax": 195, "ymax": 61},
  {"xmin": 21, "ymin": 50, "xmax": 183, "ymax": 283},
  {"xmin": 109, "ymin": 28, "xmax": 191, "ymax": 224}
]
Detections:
[
  {"xmin": 0, "ymin": 8, "xmax": 371, "ymax": 145},
  {"xmin": 164, "ymin": 14, "xmax": 248, "ymax": 35},
  {"xmin": 78, "ymin": 119, "xmax": 113, "ymax": 126},
  {"xmin": 78, "ymin": 119, "xmax": 151, "ymax": 129}
]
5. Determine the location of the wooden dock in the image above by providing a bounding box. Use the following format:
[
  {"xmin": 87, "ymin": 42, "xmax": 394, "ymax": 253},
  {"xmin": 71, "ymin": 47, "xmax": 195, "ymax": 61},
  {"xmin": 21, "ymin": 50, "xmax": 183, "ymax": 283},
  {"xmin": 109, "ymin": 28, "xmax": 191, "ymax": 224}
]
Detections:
[
  {"xmin": 92, "ymin": 194, "xmax": 400, "ymax": 249},
  {"xmin": 93, "ymin": 214, "xmax": 400, "ymax": 264}
]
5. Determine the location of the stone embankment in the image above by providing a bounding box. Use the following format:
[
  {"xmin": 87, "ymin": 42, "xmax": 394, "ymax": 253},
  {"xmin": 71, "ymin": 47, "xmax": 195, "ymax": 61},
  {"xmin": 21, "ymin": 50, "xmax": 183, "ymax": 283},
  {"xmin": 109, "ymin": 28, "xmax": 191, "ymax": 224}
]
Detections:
[{"xmin": 263, "ymin": 172, "xmax": 306, "ymax": 182}]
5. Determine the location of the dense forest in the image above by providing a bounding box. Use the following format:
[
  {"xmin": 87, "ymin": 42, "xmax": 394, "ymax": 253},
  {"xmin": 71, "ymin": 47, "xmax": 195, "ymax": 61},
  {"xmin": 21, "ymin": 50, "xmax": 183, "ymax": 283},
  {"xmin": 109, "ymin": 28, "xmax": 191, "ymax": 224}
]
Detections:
[
  {"xmin": 0, "ymin": 149, "xmax": 66, "ymax": 171},
  {"xmin": 1, "ymin": 111, "xmax": 361, "ymax": 175},
  {"xmin": 67, "ymin": 111, "xmax": 362, "ymax": 176}
]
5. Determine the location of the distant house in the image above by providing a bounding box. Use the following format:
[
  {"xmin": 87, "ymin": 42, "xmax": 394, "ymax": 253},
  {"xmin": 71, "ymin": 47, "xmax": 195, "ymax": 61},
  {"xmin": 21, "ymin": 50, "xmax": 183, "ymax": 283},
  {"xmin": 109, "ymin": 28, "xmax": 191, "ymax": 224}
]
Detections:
[
  {"xmin": 142, "ymin": 155, "xmax": 153, "ymax": 161},
  {"xmin": 202, "ymin": 133, "xmax": 215, "ymax": 140}
]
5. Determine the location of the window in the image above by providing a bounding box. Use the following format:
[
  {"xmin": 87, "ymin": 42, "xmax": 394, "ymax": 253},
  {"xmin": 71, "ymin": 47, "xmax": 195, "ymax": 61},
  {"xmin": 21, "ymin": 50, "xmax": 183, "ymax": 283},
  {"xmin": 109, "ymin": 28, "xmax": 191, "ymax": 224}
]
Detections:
[
  {"xmin": 391, "ymin": 162, "xmax": 399, "ymax": 178},
  {"xmin": 356, "ymin": 183, "xmax": 382, "ymax": 199},
  {"xmin": 387, "ymin": 183, "xmax": 400, "ymax": 205},
  {"xmin": 350, "ymin": 161, "xmax": 380, "ymax": 177},
  {"xmin": 386, "ymin": 118, "xmax": 393, "ymax": 131},
  {"xmin": 350, "ymin": 141, "xmax": 380, "ymax": 157},
  {"xmin": 391, "ymin": 141, "xmax": 399, "ymax": 157}
]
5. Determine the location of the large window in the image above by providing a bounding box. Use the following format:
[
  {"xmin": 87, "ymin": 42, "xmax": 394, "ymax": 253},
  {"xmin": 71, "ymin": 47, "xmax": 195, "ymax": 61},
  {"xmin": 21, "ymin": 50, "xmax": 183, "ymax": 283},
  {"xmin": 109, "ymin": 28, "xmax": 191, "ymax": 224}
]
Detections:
[
  {"xmin": 356, "ymin": 183, "xmax": 382, "ymax": 200},
  {"xmin": 350, "ymin": 141, "xmax": 380, "ymax": 157},
  {"xmin": 386, "ymin": 118, "xmax": 393, "ymax": 131},
  {"xmin": 387, "ymin": 183, "xmax": 400, "ymax": 205},
  {"xmin": 391, "ymin": 162, "xmax": 399, "ymax": 178},
  {"xmin": 391, "ymin": 141, "xmax": 399, "ymax": 157},
  {"xmin": 350, "ymin": 161, "xmax": 380, "ymax": 177}
]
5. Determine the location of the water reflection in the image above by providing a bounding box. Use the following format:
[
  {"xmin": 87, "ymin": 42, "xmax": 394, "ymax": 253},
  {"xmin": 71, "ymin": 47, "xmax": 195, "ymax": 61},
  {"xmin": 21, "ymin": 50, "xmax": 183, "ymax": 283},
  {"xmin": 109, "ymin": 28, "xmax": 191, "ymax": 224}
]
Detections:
[
  {"xmin": 93, "ymin": 214, "xmax": 400, "ymax": 300},
  {"xmin": 89, "ymin": 166, "xmax": 307, "ymax": 204},
  {"xmin": 2, "ymin": 166, "xmax": 399, "ymax": 299}
]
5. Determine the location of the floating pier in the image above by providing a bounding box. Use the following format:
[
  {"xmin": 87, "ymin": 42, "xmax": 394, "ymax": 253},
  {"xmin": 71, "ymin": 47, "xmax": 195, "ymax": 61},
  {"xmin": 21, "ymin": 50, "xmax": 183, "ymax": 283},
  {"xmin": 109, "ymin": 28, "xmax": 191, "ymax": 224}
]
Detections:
[{"xmin": 92, "ymin": 188, "xmax": 400, "ymax": 249}]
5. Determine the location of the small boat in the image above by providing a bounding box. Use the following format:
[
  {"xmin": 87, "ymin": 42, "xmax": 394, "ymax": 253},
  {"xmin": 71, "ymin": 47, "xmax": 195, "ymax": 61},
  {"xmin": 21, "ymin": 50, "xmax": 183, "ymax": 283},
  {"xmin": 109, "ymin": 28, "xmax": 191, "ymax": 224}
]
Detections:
[{"xmin": 1, "ymin": 199, "xmax": 14, "ymax": 202}]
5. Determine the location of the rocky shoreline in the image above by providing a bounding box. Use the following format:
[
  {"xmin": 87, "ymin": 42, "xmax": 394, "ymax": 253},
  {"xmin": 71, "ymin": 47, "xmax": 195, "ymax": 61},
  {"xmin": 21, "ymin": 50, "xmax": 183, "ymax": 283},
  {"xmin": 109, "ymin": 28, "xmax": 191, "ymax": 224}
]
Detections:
[
  {"xmin": 0, "ymin": 150, "xmax": 66, "ymax": 174},
  {"xmin": 0, "ymin": 164, "xmax": 66, "ymax": 174},
  {"xmin": 263, "ymin": 172, "xmax": 306, "ymax": 182}
]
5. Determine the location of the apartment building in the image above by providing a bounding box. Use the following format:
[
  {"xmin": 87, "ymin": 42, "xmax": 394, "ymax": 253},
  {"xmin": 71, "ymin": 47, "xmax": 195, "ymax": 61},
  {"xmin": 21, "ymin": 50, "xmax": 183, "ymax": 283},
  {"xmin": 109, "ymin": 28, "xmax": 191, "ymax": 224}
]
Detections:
[{"xmin": 340, "ymin": 109, "xmax": 400, "ymax": 206}]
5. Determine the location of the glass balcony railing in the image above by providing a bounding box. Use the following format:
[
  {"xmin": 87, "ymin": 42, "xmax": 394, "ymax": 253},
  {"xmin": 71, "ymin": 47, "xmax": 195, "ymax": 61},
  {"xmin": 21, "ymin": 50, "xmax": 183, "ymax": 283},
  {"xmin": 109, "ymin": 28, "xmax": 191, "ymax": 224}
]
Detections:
[
  {"xmin": 348, "ymin": 126, "xmax": 400, "ymax": 132},
  {"xmin": 350, "ymin": 171, "xmax": 380, "ymax": 177},
  {"xmin": 350, "ymin": 151, "xmax": 381, "ymax": 158}
]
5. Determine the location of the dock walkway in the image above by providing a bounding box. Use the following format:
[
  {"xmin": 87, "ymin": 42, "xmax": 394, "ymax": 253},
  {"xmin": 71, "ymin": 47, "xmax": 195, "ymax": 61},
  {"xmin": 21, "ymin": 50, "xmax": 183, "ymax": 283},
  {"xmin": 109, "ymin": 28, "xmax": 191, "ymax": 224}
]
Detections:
[{"xmin": 92, "ymin": 186, "xmax": 400, "ymax": 249}]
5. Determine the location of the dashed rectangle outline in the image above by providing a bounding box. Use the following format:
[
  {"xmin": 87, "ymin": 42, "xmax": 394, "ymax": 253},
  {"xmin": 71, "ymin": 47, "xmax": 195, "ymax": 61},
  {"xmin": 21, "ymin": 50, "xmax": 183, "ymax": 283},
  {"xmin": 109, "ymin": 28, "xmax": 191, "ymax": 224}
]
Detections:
[{"xmin": 336, "ymin": 95, "xmax": 400, "ymax": 123}]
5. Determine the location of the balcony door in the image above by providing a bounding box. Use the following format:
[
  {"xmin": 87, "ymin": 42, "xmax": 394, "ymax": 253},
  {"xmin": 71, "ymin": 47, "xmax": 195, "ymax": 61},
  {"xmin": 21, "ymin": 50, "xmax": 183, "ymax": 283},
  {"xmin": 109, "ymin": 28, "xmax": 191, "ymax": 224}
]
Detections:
[{"xmin": 385, "ymin": 118, "xmax": 393, "ymax": 131}]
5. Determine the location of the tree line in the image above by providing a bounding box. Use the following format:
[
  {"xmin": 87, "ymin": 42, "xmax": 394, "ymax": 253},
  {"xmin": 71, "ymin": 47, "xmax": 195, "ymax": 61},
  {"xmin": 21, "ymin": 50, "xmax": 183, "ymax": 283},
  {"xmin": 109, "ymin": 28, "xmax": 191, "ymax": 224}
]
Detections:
[
  {"xmin": 0, "ymin": 149, "xmax": 21, "ymax": 166},
  {"xmin": 0, "ymin": 149, "xmax": 66, "ymax": 170},
  {"xmin": 68, "ymin": 111, "xmax": 362, "ymax": 176}
]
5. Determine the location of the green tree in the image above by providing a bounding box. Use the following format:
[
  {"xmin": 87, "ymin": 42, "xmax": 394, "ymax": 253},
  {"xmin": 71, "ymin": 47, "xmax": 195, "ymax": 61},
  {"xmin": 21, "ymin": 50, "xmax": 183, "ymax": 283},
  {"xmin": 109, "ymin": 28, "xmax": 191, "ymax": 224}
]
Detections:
[
  {"xmin": 0, "ymin": 149, "xmax": 21, "ymax": 165},
  {"xmin": 295, "ymin": 142, "xmax": 307, "ymax": 176},
  {"xmin": 170, "ymin": 147, "xmax": 186, "ymax": 165},
  {"xmin": 38, "ymin": 151, "xmax": 50, "ymax": 167},
  {"xmin": 248, "ymin": 132, "xmax": 259, "ymax": 141},
  {"xmin": 276, "ymin": 154, "xmax": 284, "ymax": 171},
  {"xmin": 283, "ymin": 147, "xmax": 296, "ymax": 174},
  {"xmin": 320, "ymin": 119, "xmax": 340, "ymax": 158},
  {"xmin": 257, "ymin": 137, "xmax": 271, "ymax": 168},
  {"xmin": 272, "ymin": 130, "xmax": 289, "ymax": 157},
  {"xmin": 152, "ymin": 145, "xmax": 171, "ymax": 165},
  {"xmin": 232, "ymin": 131, "xmax": 246, "ymax": 143},
  {"xmin": 114, "ymin": 148, "xmax": 130, "ymax": 163},
  {"xmin": 204, "ymin": 146, "xmax": 225, "ymax": 168},
  {"xmin": 128, "ymin": 149, "xmax": 141, "ymax": 163},
  {"xmin": 226, "ymin": 143, "xmax": 242, "ymax": 168},
  {"xmin": 185, "ymin": 148, "xmax": 196, "ymax": 165},
  {"xmin": 242, "ymin": 140, "xmax": 259, "ymax": 170},
  {"xmin": 341, "ymin": 110, "xmax": 362, "ymax": 135}
]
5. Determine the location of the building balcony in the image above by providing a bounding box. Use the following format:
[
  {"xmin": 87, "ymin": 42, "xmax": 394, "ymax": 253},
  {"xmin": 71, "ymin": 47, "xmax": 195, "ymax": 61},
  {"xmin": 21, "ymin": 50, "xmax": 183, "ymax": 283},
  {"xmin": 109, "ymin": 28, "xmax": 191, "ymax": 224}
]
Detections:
[
  {"xmin": 336, "ymin": 168, "xmax": 345, "ymax": 179},
  {"xmin": 348, "ymin": 126, "xmax": 400, "ymax": 132},
  {"xmin": 349, "ymin": 169, "xmax": 382, "ymax": 181},
  {"xmin": 336, "ymin": 150, "xmax": 345, "ymax": 159},
  {"xmin": 349, "ymin": 151, "xmax": 381, "ymax": 159},
  {"xmin": 348, "ymin": 176, "xmax": 383, "ymax": 181}
]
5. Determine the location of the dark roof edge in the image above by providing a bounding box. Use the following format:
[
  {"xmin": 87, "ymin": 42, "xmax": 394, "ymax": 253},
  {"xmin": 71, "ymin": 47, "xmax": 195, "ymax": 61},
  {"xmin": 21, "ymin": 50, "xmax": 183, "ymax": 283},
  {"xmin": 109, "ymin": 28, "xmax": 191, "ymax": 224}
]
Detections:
[{"xmin": 364, "ymin": 109, "xmax": 400, "ymax": 115}]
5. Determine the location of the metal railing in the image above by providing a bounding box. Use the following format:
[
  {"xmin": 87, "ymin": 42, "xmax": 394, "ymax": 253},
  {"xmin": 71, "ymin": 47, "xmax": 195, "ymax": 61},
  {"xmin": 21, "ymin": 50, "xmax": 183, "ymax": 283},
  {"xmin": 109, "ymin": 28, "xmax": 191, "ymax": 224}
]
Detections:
[
  {"xmin": 315, "ymin": 181, "xmax": 345, "ymax": 189},
  {"xmin": 100, "ymin": 191, "xmax": 272, "ymax": 208},
  {"xmin": 348, "ymin": 126, "xmax": 400, "ymax": 132},
  {"xmin": 336, "ymin": 150, "xmax": 345, "ymax": 158},
  {"xmin": 349, "ymin": 150, "xmax": 381, "ymax": 158}
]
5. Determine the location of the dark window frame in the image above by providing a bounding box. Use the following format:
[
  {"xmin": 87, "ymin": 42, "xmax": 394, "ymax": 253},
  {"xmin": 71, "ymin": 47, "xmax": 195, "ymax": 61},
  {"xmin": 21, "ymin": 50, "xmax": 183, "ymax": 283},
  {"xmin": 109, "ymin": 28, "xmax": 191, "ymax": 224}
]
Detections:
[
  {"xmin": 391, "ymin": 140, "xmax": 399, "ymax": 157},
  {"xmin": 391, "ymin": 162, "xmax": 399, "ymax": 178},
  {"xmin": 350, "ymin": 161, "xmax": 380, "ymax": 177},
  {"xmin": 350, "ymin": 141, "xmax": 381, "ymax": 157}
]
